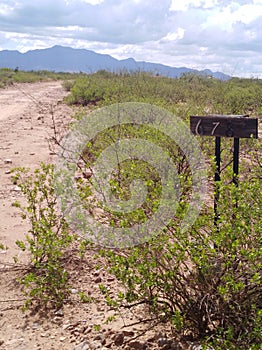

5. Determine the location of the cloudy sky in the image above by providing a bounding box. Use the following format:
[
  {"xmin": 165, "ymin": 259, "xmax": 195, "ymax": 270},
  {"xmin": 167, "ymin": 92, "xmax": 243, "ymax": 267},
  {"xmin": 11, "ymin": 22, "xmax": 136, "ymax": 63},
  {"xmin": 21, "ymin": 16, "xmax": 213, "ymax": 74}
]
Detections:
[{"xmin": 0, "ymin": 0, "xmax": 262, "ymax": 77}]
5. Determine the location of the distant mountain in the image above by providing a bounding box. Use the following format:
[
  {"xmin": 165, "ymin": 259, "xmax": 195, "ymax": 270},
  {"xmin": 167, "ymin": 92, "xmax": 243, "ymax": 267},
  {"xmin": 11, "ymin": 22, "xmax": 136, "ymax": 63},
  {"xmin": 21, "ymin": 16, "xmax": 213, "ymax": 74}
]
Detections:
[{"xmin": 0, "ymin": 45, "xmax": 230, "ymax": 80}]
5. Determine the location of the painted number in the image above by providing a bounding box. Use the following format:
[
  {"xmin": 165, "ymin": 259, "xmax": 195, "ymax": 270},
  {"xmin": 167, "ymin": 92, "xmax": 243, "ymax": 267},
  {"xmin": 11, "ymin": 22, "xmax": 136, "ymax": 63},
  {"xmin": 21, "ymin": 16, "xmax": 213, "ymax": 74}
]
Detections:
[
  {"xmin": 195, "ymin": 119, "xmax": 203, "ymax": 135},
  {"xmin": 211, "ymin": 122, "xmax": 220, "ymax": 135}
]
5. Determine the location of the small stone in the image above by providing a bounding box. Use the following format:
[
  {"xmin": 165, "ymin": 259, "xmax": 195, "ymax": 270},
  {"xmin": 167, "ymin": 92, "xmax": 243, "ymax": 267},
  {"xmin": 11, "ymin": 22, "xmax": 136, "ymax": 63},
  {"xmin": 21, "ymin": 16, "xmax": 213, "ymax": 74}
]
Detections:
[
  {"xmin": 30, "ymin": 152, "xmax": 35, "ymax": 155},
  {"xmin": 74, "ymin": 341, "xmax": 90, "ymax": 350},
  {"xmin": 107, "ymin": 277, "xmax": 115, "ymax": 282},
  {"xmin": 93, "ymin": 270, "xmax": 101, "ymax": 277},
  {"xmin": 60, "ymin": 336, "xmax": 67, "ymax": 341},
  {"xmin": 54, "ymin": 308, "xmax": 64, "ymax": 317},
  {"xmin": 53, "ymin": 316, "xmax": 63, "ymax": 323},
  {"xmin": 94, "ymin": 333, "xmax": 106, "ymax": 345},
  {"xmin": 89, "ymin": 341, "xmax": 102, "ymax": 350},
  {"xmin": 0, "ymin": 340, "xmax": 4, "ymax": 346},
  {"xmin": 94, "ymin": 276, "xmax": 102, "ymax": 283},
  {"xmin": 70, "ymin": 288, "xmax": 78, "ymax": 294},
  {"xmin": 5, "ymin": 170, "xmax": 11, "ymax": 174},
  {"xmin": 4, "ymin": 159, "xmax": 12, "ymax": 164},
  {"xmin": 84, "ymin": 327, "xmax": 91, "ymax": 334},
  {"xmin": 114, "ymin": 332, "xmax": 124, "ymax": 346},
  {"xmin": 31, "ymin": 322, "xmax": 41, "ymax": 329},
  {"xmin": 104, "ymin": 341, "xmax": 113, "ymax": 348},
  {"xmin": 13, "ymin": 185, "xmax": 21, "ymax": 192},
  {"xmin": 123, "ymin": 330, "xmax": 135, "ymax": 337},
  {"xmin": 129, "ymin": 340, "xmax": 147, "ymax": 349},
  {"xmin": 62, "ymin": 323, "xmax": 72, "ymax": 330}
]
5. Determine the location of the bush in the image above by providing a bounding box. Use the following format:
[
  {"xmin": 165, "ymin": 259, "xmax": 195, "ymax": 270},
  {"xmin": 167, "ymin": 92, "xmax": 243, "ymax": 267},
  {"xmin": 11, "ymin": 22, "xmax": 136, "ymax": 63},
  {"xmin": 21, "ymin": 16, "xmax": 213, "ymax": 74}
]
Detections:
[
  {"xmin": 12, "ymin": 163, "xmax": 73, "ymax": 310},
  {"xmin": 62, "ymin": 79, "xmax": 75, "ymax": 92},
  {"xmin": 63, "ymin": 87, "xmax": 261, "ymax": 347},
  {"xmin": 79, "ymin": 125, "xmax": 261, "ymax": 350},
  {"xmin": 67, "ymin": 76, "xmax": 106, "ymax": 105},
  {"xmin": 99, "ymin": 172, "xmax": 261, "ymax": 349},
  {"xmin": 0, "ymin": 68, "xmax": 82, "ymax": 88},
  {"xmin": 66, "ymin": 71, "xmax": 262, "ymax": 120}
]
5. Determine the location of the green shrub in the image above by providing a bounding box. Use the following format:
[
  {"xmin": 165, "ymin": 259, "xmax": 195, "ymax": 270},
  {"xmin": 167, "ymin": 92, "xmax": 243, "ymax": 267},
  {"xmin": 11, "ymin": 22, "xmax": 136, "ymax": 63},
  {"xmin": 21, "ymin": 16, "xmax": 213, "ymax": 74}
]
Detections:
[
  {"xmin": 0, "ymin": 68, "xmax": 82, "ymax": 88},
  {"xmin": 12, "ymin": 163, "xmax": 73, "ymax": 310},
  {"xmin": 80, "ymin": 129, "xmax": 261, "ymax": 349},
  {"xmin": 65, "ymin": 81, "xmax": 261, "ymax": 347},
  {"xmin": 67, "ymin": 76, "xmax": 106, "ymax": 105},
  {"xmin": 66, "ymin": 71, "xmax": 262, "ymax": 119},
  {"xmin": 62, "ymin": 79, "xmax": 75, "ymax": 91},
  {"xmin": 99, "ymin": 170, "xmax": 261, "ymax": 349}
]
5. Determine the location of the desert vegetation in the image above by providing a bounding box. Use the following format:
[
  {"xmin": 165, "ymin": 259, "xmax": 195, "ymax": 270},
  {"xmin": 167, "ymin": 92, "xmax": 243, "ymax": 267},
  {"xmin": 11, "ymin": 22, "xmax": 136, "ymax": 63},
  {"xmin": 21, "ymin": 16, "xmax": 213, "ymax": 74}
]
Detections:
[
  {"xmin": 0, "ymin": 67, "xmax": 82, "ymax": 88},
  {"xmin": 3, "ymin": 70, "xmax": 261, "ymax": 349},
  {"xmin": 65, "ymin": 70, "xmax": 262, "ymax": 116}
]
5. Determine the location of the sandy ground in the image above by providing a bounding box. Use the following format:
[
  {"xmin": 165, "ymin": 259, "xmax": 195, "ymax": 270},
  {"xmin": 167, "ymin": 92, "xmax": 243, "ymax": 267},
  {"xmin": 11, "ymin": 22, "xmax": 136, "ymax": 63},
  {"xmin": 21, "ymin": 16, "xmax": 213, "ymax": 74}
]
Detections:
[
  {"xmin": 0, "ymin": 81, "xmax": 80, "ymax": 350},
  {"xmin": 0, "ymin": 81, "xmax": 72, "ymax": 265}
]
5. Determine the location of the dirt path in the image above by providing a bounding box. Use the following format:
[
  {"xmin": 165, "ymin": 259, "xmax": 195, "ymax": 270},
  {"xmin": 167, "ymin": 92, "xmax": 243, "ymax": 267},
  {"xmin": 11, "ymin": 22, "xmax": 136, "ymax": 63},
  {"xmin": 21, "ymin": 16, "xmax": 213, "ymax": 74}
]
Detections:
[
  {"xmin": 0, "ymin": 82, "xmax": 85, "ymax": 350},
  {"xmin": 0, "ymin": 81, "xmax": 72, "ymax": 265}
]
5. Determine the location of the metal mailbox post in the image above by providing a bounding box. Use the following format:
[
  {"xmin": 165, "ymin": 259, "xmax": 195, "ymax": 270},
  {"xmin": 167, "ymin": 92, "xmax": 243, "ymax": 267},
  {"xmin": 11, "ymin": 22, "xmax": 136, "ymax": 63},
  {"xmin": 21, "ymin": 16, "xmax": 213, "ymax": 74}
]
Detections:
[{"xmin": 190, "ymin": 114, "xmax": 258, "ymax": 228}]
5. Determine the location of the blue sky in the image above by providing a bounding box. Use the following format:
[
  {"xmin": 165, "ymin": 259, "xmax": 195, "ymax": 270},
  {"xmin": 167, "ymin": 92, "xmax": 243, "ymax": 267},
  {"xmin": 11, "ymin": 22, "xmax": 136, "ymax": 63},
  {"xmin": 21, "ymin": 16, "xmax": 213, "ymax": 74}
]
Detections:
[{"xmin": 0, "ymin": 0, "xmax": 262, "ymax": 77}]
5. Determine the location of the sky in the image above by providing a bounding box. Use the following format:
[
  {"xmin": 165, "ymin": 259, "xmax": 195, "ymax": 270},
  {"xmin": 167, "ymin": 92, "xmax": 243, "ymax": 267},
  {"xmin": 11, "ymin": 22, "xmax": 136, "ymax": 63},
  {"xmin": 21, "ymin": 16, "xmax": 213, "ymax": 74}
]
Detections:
[{"xmin": 0, "ymin": 0, "xmax": 262, "ymax": 77}]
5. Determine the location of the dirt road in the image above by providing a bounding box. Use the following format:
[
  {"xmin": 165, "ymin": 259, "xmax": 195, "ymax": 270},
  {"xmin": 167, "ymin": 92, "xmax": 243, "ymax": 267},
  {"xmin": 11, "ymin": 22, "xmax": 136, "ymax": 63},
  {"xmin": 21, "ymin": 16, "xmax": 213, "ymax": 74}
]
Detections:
[{"xmin": 0, "ymin": 81, "xmax": 72, "ymax": 265}]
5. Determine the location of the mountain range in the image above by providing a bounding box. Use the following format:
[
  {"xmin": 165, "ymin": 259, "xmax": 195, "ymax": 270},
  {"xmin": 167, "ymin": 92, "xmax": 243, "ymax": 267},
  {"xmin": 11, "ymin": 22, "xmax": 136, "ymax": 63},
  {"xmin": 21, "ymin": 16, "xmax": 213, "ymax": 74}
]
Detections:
[{"xmin": 0, "ymin": 45, "xmax": 230, "ymax": 80}]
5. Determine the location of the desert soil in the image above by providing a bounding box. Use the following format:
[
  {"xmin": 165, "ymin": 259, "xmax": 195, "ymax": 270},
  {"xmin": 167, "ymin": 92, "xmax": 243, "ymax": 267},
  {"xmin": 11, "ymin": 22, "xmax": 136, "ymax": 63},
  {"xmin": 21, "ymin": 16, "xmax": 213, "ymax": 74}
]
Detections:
[{"xmin": 0, "ymin": 81, "xmax": 199, "ymax": 350}]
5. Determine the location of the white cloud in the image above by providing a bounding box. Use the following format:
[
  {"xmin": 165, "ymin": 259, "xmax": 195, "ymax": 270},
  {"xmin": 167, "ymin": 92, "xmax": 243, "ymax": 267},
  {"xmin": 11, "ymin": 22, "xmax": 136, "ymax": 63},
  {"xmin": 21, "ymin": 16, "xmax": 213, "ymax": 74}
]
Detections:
[
  {"xmin": 161, "ymin": 28, "xmax": 185, "ymax": 41},
  {"xmin": 231, "ymin": 3, "xmax": 262, "ymax": 23},
  {"xmin": 170, "ymin": 0, "xmax": 218, "ymax": 11},
  {"xmin": 0, "ymin": 0, "xmax": 261, "ymax": 77},
  {"xmin": 203, "ymin": 2, "xmax": 262, "ymax": 30},
  {"xmin": 79, "ymin": 0, "xmax": 104, "ymax": 4},
  {"xmin": 65, "ymin": 0, "xmax": 104, "ymax": 4},
  {"xmin": 0, "ymin": 3, "xmax": 14, "ymax": 15}
]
